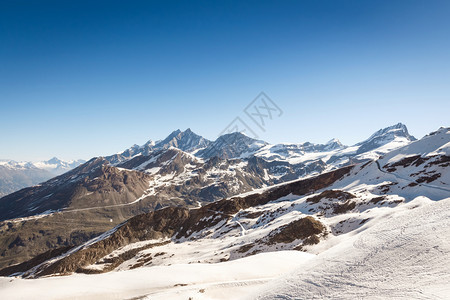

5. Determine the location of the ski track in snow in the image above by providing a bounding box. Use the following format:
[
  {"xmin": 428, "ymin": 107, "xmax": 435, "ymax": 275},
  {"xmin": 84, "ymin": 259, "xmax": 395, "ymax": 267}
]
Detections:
[{"xmin": 253, "ymin": 198, "xmax": 450, "ymax": 300}]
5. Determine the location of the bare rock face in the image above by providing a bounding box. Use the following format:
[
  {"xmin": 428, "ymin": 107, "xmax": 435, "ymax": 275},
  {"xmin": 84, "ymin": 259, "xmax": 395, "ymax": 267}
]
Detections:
[
  {"xmin": 266, "ymin": 216, "xmax": 325, "ymax": 245},
  {"xmin": 70, "ymin": 164, "xmax": 151, "ymax": 209},
  {"xmin": 306, "ymin": 190, "xmax": 355, "ymax": 204}
]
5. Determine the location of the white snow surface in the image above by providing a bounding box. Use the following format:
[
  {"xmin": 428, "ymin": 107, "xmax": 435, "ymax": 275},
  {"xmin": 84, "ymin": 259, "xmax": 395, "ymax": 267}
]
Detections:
[
  {"xmin": 379, "ymin": 127, "xmax": 449, "ymax": 165},
  {"xmin": 253, "ymin": 197, "xmax": 450, "ymax": 300},
  {"xmin": 0, "ymin": 251, "xmax": 313, "ymax": 300}
]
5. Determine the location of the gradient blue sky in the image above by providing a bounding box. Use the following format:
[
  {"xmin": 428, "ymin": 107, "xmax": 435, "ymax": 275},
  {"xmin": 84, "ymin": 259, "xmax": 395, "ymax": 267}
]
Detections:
[{"xmin": 1, "ymin": 0, "xmax": 449, "ymax": 161}]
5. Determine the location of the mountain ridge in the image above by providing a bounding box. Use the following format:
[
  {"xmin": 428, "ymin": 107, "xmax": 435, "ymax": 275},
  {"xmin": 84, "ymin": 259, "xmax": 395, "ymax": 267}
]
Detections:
[
  {"xmin": 110, "ymin": 122, "xmax": 414, "ymax": 162},
  {"xmin": 0, "ymin": 123, "xmax": 445, "ymax": 271}
]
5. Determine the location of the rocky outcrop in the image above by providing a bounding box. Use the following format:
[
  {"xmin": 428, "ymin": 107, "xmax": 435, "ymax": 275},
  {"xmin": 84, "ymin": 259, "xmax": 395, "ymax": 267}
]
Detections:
[
  {"xmin": 306, "ymin": 190, "xmax": 355, "ymax": 204},
  {"xmin": 0, "ymin": 246, "xmax": 73, "ymax": 276},
  {"xmin": 266, "ymin": 217, "xmax": 325, "ymax": 245}
]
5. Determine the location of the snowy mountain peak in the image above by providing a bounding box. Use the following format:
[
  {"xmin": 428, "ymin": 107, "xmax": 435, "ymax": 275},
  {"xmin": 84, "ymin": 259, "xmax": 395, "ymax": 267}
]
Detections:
[
  {"xmin": 324, "ymin": 138, "xmax": 344, "ymax": 151},
  {"xmin": 198, "ymin": 132, "xmax": 268, "ymax": 159},
  {"xmin": 155, "ymin": 128, "xmax": 211, "ymax": 152},
  {"xmin": 46, "ymin": 157, "xmax": 62, "ymax": 164},
  {"xmin": 34, "ymin": 157, "xmax": 86, "ymax": 175},
  {"xmin": 427, "ymin": 126, "xmax": 449, "ymax": 137},
  {"xmin": 355, "ymin": 123, "xmax": 416, "ymax": 155},
  {"xmin": 162, "ymin": 129, "xmax": 182, "ymax": 141},
  {"xmin": 219, "ymin": 131, "xmax": 258, "ymax": 142},
  {"xmin": 361, "ymin": 123, "xmax": 416, "ymax": 144},
  {"xmin": 326, "ymin": 138, "xmax": 340, "ymax": 144},
  {"xmin": 143, "ymin": 140, "xmax": 156, "ymax": 147}
]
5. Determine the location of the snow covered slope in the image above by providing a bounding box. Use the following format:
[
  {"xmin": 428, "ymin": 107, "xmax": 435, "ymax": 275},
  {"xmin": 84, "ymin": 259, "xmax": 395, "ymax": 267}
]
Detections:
[
  {"xmin": 254, "ymin": 197, "xmax": 449, "ymax": 300},
  {"xmin": 253, "ymin": 122, "xmax": 416, "ymax": 167},
  {"xmin": 378, "ymin": 126, "xmax": 450, "ymax": 191},
  {"xmin": 0, "ymin": 251, "xmax": 314, "ymax": 300},
  {"xmin": 1, "ymin": 198, "xmax": 448, "ymax": 300}
]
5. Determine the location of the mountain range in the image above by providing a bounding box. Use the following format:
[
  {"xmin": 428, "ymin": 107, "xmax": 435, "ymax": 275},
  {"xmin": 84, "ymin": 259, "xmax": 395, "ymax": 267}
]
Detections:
[
  {"xmin": 0, "ymin": 123, "xmax": 416, "ymax": 219},
  {"xmin": 0, "ymin": 123, "xmax": 419, "ymax": 268},
  {"xmin": 0, "ymin": 158, "xmax": 85, "ymax": 197},
  {"xmin": 0, "ymin": 124, "xmax": 448, "ymax": 299},
  {"xmin": 0, "ymin": 122, "xmax": 448, "ymax": 297}
]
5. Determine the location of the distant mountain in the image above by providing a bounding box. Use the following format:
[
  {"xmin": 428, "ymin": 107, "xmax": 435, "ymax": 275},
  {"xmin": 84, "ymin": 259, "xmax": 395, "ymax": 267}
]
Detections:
[
  {"xmin": 0, "ymin": 158, "xmax": 85, "ymax": 197},
  {"xmin": 0, "ymin": 163, "xmax": 51, "ymax": 198},
  {"xmin": 33, "ymin": 157, "xmax": 86, "ymax": 175}
]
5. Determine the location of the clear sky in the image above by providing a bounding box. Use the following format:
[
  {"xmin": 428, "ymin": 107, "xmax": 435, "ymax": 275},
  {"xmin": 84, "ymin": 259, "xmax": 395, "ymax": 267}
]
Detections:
[{"xmin": 1, "ymin": 0, "xmax": 449, "ymax": 161}]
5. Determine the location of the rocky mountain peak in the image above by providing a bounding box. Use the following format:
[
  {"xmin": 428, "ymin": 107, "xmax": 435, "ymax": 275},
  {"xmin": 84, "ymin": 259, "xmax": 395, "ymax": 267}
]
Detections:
[
  {"xmin": 361, "ymin": 123, "xmax": 416, "ymax": 144},
  {"xmin": 155, "ymin": 128, "xmax": 210, "ymax": 152},
  {"xmin": 324, "ymin": 138, "xmax": 344, "ymax": 151},
  {"xmin": 356, "ymin": 123, "xmax": 416, "ymax": 154},
  {"xmin": 46, "ymin": 157, "xmax": 62, "ymax": 164},
  {"xmin": 198, "ymin": 132, "xmax": 268, "ymax": 159}
]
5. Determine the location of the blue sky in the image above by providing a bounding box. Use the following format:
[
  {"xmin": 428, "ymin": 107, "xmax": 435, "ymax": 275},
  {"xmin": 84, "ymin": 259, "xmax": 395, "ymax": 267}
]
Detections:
[{"xmin": 1, "ymin": 0, "xmax": 449, "ymax": 161}]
